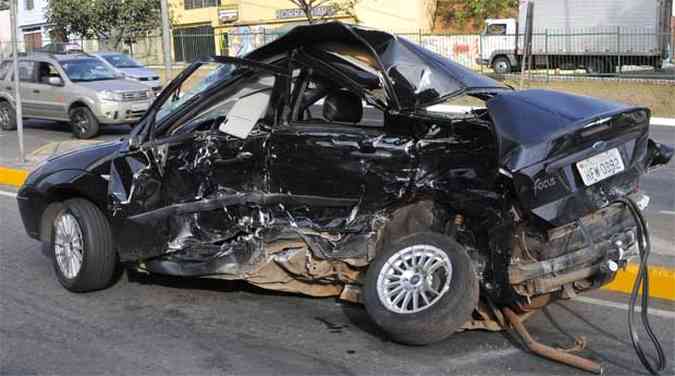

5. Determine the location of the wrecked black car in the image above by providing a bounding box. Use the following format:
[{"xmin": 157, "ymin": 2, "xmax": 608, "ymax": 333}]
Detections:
[{"xmin": 16, "ymin": 22, "xmax": 673, "ymax": 348}]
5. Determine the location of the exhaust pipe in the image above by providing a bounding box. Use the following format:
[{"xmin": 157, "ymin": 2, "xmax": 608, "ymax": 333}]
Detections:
[{"xmin": 502, "ymin": 307, "xmax": 604, "ymax": 375}]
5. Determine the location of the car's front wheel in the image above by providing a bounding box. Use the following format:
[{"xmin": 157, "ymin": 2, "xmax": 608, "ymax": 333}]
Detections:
[
  {"xmin": 51, "ymin": 198, "xmax": 117, "ymax": 292},
  {"xmin": 69, "ymin": 106, "xmax": 100, "ymax": 139},
  {"xmin": 363, "ymin": 232, "xmax": 478, "ymax": 345}
]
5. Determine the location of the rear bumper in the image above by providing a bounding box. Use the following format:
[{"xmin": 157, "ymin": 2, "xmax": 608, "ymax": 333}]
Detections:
[{"xmin": 509, "ymin": 192, "xmax": 647, "ymax": 296}]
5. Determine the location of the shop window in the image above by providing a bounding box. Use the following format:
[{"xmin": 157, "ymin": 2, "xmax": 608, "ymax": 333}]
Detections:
[{"xmin": 184, "ymin": 0, "xmax": 220, "ymax": 10}]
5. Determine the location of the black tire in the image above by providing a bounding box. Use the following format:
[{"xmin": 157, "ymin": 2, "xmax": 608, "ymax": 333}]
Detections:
[
  {"xmin": 69, "ymin": 106, "xmax": 100, "ymax": 139},
  {"xmin": 492, "ymin": 56, "xmax": 512, "ymax": 74},
  {"xmin": 363, "ymin": 232, "xmax": 479, "ymax": 345},
  {"xmin": 50, "ymin": 198, "xmax": 117, "ymax": 292},
  {"xmin": 0, "ymin": 101, "xmax": 17, "ymax": 130}
]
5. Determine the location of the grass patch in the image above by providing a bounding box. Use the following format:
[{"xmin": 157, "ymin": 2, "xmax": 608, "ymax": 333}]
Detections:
[{"xmin": 508, "ymin": 80, "xmax": 675, "ymax": 117}]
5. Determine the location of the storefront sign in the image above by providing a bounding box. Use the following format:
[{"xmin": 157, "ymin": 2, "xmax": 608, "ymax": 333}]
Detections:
[{"xmin": 276, "ymin": 6, "xmax": 336, "ymax": 20}]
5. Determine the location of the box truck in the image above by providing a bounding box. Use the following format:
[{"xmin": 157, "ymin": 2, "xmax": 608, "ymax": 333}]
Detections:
[{"xmin": 477, "ymin": 0, "xmax": 673, "ymax": 74}]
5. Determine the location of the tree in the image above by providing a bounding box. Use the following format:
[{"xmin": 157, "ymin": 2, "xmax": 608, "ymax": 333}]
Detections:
[
  {"xmin": 288, "ymin": 0, "xmax": 359, "ymax": 24},
  {"xmin": 46, "ymin": 0, "xmax": 161, "ymax": 48},
  {"xmin": 435, "ymin": 0, "xmax": 518, "ymax": 32}
]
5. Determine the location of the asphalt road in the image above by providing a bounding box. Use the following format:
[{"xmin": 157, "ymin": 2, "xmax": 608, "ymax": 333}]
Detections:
[{"xmin": 0, "ymin": 190, "xmax": 674, "ymax": 376}]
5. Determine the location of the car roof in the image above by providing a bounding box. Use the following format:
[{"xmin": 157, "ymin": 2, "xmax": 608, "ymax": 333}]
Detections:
[{"xmin": 5, "ymin": 53, "xmax": 96, "ymax": 63}]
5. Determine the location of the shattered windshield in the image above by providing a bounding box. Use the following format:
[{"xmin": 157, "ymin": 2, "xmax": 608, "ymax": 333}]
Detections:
[{"xmin": 156, "ymin": 62, "xmax": 237, "ymax": 123}]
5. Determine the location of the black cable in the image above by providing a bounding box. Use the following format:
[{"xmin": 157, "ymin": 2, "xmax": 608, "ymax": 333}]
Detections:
[{"xmin": 615, "ymin": 197, "xmax": 666, "ymax": 375}]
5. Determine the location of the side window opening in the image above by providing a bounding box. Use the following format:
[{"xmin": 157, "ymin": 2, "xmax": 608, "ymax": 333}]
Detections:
[
  {"xmin": 294, "ymin": 71, "xmax": 384, "ymax": 129},
  {"xmin": 0, "ymin": 61, "xmax": 12, "ymax": 80},
  {"xmin": 486, "ymin": 24, "xmax": 507, "ymax": 36},
  {"xmin": 36, "ymin": 62, "xmax": 62, "ymax": 84},
  {"xmin": 167, "ymin": 74, "xmax": 276, "ymax": 138},
  {"xmin": 11, "ymin": 61, "xmax": 36, "ymax": 82}
]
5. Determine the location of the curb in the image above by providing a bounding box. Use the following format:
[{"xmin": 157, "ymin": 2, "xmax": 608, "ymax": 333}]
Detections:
[
  {"xmin": 0, "ymin": 164, "xmax": 674, "ymax": 301},
  {"xmin": 0, "ymin": 166, "xmax": 28, "ymax": 187},
  {"xmin": 604, "ymin": 264, "xmax": 675, "ymax": 301}
]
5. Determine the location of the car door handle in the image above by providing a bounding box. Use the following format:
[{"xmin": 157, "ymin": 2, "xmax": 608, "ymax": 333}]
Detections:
[
  {"xmin": 33, "ymin": 89, "xmax": 40, "ymax": 94},
  {"xmin": 214, "ymin": 152, "xmax": 254, "ymax": 166},
  {"xmin": 5, "ymin": 86, "xmax": 11, "ymax": 90}
]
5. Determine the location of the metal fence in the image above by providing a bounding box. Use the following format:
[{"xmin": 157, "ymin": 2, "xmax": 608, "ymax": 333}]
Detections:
[{"xmin": 1, "ymin": 28, "xmax": 673, "ymax": 82}]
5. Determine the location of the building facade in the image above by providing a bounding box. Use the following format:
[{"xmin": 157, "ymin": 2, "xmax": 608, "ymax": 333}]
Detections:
[
  {"xmin": 170, "ymin": 0, "xmax": 435, "ymax": 61},
  {"xmin": 16, "ymin": 0, "xmax": 50, "ymax": 50}
]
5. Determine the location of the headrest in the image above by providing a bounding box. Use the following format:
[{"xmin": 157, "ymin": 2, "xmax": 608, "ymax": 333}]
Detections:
[{"xmin": 323, "ymin": 90, "xmax": 363, "ymax": 123}]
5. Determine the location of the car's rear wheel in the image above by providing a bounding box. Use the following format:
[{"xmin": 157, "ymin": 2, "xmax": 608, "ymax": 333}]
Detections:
[
  {"xmin": 363, "ymin": 232, "xmax": 478, "ymax": 345},
  {"xmin": 0, "ymin": 101, "xmax": 17, "ymax": 130},
  {"xmin": 69, "ymin": 106, "xmax": 100, "ymax": 139},
  {"xmin": 51, "ymin": 198, "xmax": 117, "ymax": 292}
]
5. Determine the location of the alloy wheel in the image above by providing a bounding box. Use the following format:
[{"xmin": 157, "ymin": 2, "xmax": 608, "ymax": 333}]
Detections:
[
  {"xmin": 376, "ymin": 244, "xmax": 453, "ymax": 314},
  {"xmin": 54, "ymin": 212, "xmax": 85, "ymax": 279}
]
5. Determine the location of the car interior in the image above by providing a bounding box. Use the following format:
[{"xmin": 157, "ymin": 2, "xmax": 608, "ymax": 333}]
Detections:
[{"xmin": 37, "ymin": 62, "xmax": 62, "ymax": 84}]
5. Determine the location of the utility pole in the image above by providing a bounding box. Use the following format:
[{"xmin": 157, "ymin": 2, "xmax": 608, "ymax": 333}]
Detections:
[
  {"xmin": 9, "ymin": 0, "xmax": 24, "ymax": 162},
  {"xmin": 160, "ymin": 0, "xmax": 172, "ymax": 84},
  {"xmin": 519, "ymin": 1, "xmax": 534, "ymax": 90}
]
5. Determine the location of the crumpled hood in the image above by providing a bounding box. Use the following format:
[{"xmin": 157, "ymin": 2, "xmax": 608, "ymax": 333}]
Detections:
[
  {"xmin": 26, "ymin": 140, "xmax": 126, "ymax": 186},
  {"xmin": 77, "ymin": 79, "xmax": 151, "ymax": 92},
  {"xmin": 487, "ymin": 89, "xmax": 645, "ymax": 171}
]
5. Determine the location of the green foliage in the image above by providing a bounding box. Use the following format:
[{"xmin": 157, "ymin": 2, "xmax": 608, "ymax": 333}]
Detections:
[
  {"xmin": 47, "ymin": 0, "xmax": 161, "ymax": 47},
  {"xmin": 288, "ymin": 0, "xmax": 360, "ymax": 24},
  {"xmin": 437, "ymin": 0, "xmax": 518, "ymax": 31}
]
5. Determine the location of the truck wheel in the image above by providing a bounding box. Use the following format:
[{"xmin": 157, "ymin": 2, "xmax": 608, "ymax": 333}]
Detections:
[
  {"xmin": 50, "ymin": 198, "xmax": 118, "ymax": 292},
  {"xmin": 69, "ymin": 106, "xmax": 100, "ymax": 139},
  {"xmin": 363, "ymin": 232, "xmax": 479, "ymax": 345},
  {"xmin": 0, "ymin": 101, "xmax": 17, "ymax": 130},
  {"xmin": 492, "ymin": 57, "xmax": 512, "ymax": 74}
]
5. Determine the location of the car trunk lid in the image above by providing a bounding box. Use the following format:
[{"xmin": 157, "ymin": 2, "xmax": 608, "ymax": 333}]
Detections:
[{"xmin": 487, "ymin": 90, "xmax": 652, "ymax": 225}]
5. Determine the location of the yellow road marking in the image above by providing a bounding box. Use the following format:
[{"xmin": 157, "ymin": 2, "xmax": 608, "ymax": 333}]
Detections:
[{"xmin": 0, "ymin": 166, "xmax": 28, "ymax": 188}]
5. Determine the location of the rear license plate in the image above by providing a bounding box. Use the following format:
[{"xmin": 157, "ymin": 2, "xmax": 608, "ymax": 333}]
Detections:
[{"xmin": 576, "ymin": 148, "xmax": 625, "ymax": 186}]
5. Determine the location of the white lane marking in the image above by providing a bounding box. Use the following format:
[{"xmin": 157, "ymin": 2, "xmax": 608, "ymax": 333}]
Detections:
[
  {"xmin": 658, "ymin": 210, "xmax": 675, "ymax": 216},
  {"xmin": 0, "ymin": 190, "xmax": 17, "ymax": 198},
  {"xmin": 651, "ymin": 117, "xmax": 675, "ymax": 128},
  {"xmin": 438, "ymin": 348, "xmax": 521, "ymax": 368},
  {"xmin": 574, "ymin": 296, "xmax": 675, "ymax": 319}
]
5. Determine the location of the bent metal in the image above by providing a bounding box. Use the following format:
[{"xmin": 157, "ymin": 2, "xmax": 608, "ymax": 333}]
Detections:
[{"xmin": 15, "ymin": 22, "xmax": 673, "ymax": 373}]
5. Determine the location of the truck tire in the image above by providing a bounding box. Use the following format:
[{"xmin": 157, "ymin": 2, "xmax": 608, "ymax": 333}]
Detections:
[
  {"xmin": 0, "ymin": 101, "xmax": 17, "ymax": 130},
  {"xmin": 50, "ymin": 198, "xmax": 118, "ymax": 292},
  {"xmin": 363, "ymin": 232, "xmax": 479, "ymax": 345},
  {"xmin": 492, "ymin": 56, "xmax": 513, "ymax": 74},
  {"xmin": 69, "ymin": 106, "xmax": 100, "ymax": 139}
]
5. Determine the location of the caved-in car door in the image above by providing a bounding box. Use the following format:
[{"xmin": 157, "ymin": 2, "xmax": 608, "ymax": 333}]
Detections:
[
  {"xmin": 268, "ymin": 67, "xmax": 415, "ymax": 227},
  {"xmin": 108, "ymin": 58, "xmax": 288, "ymax": 269}
]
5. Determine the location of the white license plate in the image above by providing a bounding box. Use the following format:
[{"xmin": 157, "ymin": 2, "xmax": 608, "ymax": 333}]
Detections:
[{"xmin": 576, "ymin": 148, "xmax": 625, "ymax": 186}]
